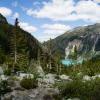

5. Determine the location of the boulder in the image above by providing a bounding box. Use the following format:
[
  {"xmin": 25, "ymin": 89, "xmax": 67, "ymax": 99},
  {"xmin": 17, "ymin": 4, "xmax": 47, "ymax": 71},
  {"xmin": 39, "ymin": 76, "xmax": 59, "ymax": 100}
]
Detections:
[
  {"xmin": 38, "ymin": 73, "xmax": 56, "ymax": 87},
  {"xmin": 59, "ymin": 74, "xmax": 71, "ymax": 81},
  {"xmin": 36, "ymin": 65, "xmax": 45, "ymax": 77},
  {"xmin": 67, "ymin": 98, "xmax": 80, "ymax": 100},
  {"xmin": 92, "ymin": 74, "xmax": 100, "ymax": 80},
  {"xmin": 17, "ymin": 73, "xmax": 34, "ymax": 80},
  {"xmin": 83, "ymin": 75, "xmax": 91, "ymax": 81},
  {"xmin": 0, "ymin": 75, "xmax": 8, "ymax": 80}
]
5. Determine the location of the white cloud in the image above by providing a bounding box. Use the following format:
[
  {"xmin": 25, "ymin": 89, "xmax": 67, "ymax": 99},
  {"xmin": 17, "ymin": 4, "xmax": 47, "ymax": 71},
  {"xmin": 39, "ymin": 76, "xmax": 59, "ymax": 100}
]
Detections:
[
  {"xmin": 40, "ymin": 23, "xmax": 72, "ymax": 42},
  {"xmin": 38, "ymin": 35, "xmax": 56, "ymax": 42},
  {"xmin": 13, "ymin": 12, "xmax": 19, "ymax": 19},
  {"xmin": 33, "ymin": 1, "xmax": 41, "ymax": 6},
  {"xmin": 20, "ymin": 5, "xmax": 28, "ymax": 11},
  {"xmin": 42, "ymin": 24, "xmax": 71, "ymax": 31},
  {"xmin": 12, "ymin": 1, "xmax": 18, "ymax": 7},
  {"xmin": 19, "ymin": 22, "xmax": 37, "ymax": 33},
  {"xmin": 27, "ymin": 0, "xmax": 74, "ymax": 21},
  {"xmin": 0, "ymin": 7, "xmax": 12, "ymax": 16},
  {"xmin": 27, "ymin": 9, "xmax": 34, "ymax": 16},
  {"xmin": 25, "ymin": 0, "xmax": 100, "ymax": 42},
  {"xmin": 93, "ymin": 0, "xmax": 100, "ymax": 3},
  {"xmin": 75, "ymin": 0, "xmax": 100, "ymax": 22},
  {"xmin": 26, "ymin": 0, "xmax": 100, "ymax": 22}
]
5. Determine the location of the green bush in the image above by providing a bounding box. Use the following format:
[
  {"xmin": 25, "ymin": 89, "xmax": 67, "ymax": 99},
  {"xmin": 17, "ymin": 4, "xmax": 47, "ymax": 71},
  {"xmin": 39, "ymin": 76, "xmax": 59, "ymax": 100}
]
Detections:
[
  {"xmin": 56, "ymin": 78, "xmax": 100, "ymax": 100},
  {"xmin": 0, "ymin": 80, "xmax": 12, "ymax": 95},
  {"xmin": 10, "ymin": 76, "xmax": 19, "ymax": 81},
  {"xmin": 20, "ymin": 77, "xmax": 38, "ymax": 89},
  {"xmin": 4, "ymin": 69, "xmax": 11, "ymax": 76}
]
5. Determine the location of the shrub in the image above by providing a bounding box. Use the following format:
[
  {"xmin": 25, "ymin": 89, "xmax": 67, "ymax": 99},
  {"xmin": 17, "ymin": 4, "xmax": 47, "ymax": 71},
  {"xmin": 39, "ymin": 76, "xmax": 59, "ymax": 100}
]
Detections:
[
  {"xmin": 56, "ymin": 78, "xmax": 100, "ymax": 100},
  {"xmin": 11, "ymin": 76, "xmax": 19, "ymax": 81},
  {"xmin": 0, "ymin": 80, "xmax": 12, "ymax": 95},
  {"xmin": 20, "ymin": 77, "xmax": 38, "ymax": 89},
  {"xmin": 4, "ymin": 69, "xmax": 11, "ymax": 76}
]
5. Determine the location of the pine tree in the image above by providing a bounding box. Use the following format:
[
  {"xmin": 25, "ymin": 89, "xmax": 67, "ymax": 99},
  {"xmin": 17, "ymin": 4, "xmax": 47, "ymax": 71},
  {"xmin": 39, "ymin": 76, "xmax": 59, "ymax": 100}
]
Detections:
[
  {"xmin": 9, "ymin": 18, "xmax": 19, "ymax": 71},
  {"xmin": 48, "ymin": 38, "xmax": 52, "ymax": 71},
  {"xmin": 0, "ymin": 45, "xmax": 5, "ymax": 64},
  {"xmin": 14, "ymin": 18, "xmax": 19, "ymax": 64},
  {"xmin": 37, "ymin": 48, "xmax": 41, "ymax": 66},
  {"xmin": 73, "ymin": 45, "xmax": 77, "ymax": 60},
  {"xmin": 54, "ymin": 52, "xmax": 62, "ymax": 75}
]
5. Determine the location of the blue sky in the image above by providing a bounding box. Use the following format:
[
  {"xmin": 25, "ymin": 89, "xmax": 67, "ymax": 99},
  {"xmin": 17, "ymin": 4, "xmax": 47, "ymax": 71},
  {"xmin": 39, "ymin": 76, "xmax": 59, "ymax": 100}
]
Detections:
[{"xmin": 0, "ymin": 0, "xmax": 100, "ymax": 42}]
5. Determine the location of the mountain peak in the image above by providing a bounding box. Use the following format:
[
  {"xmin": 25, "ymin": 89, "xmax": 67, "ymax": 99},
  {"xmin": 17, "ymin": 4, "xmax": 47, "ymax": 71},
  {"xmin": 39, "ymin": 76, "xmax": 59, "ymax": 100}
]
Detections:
[
  {"xmin": 44, "ymin": 23, "xmax": 100, "ymax": 58},
  {"xmin": 0, "ymin": 13, "xmax": 8, "ymax": 23}
]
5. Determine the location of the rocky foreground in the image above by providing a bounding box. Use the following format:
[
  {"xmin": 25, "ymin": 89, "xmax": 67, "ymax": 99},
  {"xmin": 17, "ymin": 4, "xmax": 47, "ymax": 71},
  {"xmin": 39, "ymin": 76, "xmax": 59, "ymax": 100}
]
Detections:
[
  {"xmin": 0, "ymin": 73, "xmax": 73, "ymax": 100},
  {"xmin": 1, "ymin": 72, "xmax": 100, "ymax": 100},
  {"xmin": 4, "ymin": 87, "xmax": 58, "ymax": 100}
]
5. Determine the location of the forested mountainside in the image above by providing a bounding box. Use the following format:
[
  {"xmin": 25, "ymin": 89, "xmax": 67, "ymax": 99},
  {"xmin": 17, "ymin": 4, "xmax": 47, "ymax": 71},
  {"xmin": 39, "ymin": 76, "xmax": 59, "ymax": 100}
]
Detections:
[
  {"xmin": 44, "ymin": 23, "xmax": 100, "ymax": 59},
  {"xmin": 0, "ymin": 14, "xmax": 42, "ymax": 68}
]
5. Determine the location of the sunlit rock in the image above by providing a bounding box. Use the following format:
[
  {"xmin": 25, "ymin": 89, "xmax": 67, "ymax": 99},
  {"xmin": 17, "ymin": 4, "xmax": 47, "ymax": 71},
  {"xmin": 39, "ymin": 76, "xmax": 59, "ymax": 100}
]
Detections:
[
  {"xmin": 83, "ymin": 75, "xmax": 91, "ymax": 81},
  {"xmin": 38, "ymin": 73, "xmax": 56, "ymax": 87},
  {"xmin": 59, "ymin": 74, "xmax": 71, "ymax": 81},
  {"xmin": 67, "ymin": 98, "xmax": 80, "ymax": 100},
  {"xmin": 36, "ymin": 65, "xmax": 45, "ymax": 77},
  {"xmin": 0, "ymin": 75, "xmax": 8, "ymax": 80},
  {"xmin": 92, "ymin": 74, "xmax": 100, "ymax": 80},
  {"xmin": 16, "ymin": 71, "xmax": 34, "ymax": 80}
]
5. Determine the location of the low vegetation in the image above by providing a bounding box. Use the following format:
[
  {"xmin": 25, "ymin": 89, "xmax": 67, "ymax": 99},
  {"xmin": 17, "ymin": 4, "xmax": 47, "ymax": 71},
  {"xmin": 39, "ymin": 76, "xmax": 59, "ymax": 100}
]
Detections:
[
  {"xmin": 61, "ymin": 59, "xmax": 100, "ymax": 77},
  {"xmin": 20, "ymin": 77, "xmax": 38, "ymax": 89},
  {"xmin": 0, "ymin": 80, "xmax": 12, "ymax": 97},
  {"xmin": 55, "ymin": 78, "xmax": 100, "ymax": 100}
]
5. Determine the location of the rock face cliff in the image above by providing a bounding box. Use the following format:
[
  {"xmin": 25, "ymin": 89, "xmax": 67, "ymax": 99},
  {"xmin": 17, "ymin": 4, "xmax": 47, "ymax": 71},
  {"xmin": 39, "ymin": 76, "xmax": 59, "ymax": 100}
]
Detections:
[{"xmin": 44, "ymin": 23, "xmax": 100, "ymax": 59}]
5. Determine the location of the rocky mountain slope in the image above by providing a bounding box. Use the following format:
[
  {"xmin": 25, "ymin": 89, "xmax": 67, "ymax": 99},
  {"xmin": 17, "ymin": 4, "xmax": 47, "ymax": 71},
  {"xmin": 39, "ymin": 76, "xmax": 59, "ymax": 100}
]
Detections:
[{"xmin": 44, "ymin": 23, "xmax": 100, "ymax": 59}]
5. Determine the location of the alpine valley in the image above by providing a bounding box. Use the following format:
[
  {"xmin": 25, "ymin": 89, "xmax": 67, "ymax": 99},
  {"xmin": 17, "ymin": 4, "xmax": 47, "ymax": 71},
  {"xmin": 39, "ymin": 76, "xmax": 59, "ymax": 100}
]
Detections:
[{"xmin": 0, "ymin": 13, "xmax": 100, "ymax": 100}]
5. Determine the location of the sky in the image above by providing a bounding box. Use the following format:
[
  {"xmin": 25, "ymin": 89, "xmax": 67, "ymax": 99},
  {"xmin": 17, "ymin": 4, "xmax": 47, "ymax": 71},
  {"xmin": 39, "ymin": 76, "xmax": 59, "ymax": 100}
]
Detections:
[{"xmin": 0, "ymin": 0, "xmax": 100, "ymax": 42}]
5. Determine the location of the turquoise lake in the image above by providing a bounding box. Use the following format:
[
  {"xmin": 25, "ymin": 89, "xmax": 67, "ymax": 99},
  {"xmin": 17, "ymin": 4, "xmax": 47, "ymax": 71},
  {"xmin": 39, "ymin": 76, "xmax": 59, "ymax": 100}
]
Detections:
[{"xmin": 62, "ymin": 58, "xmax": 83, "ymax": 66}]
